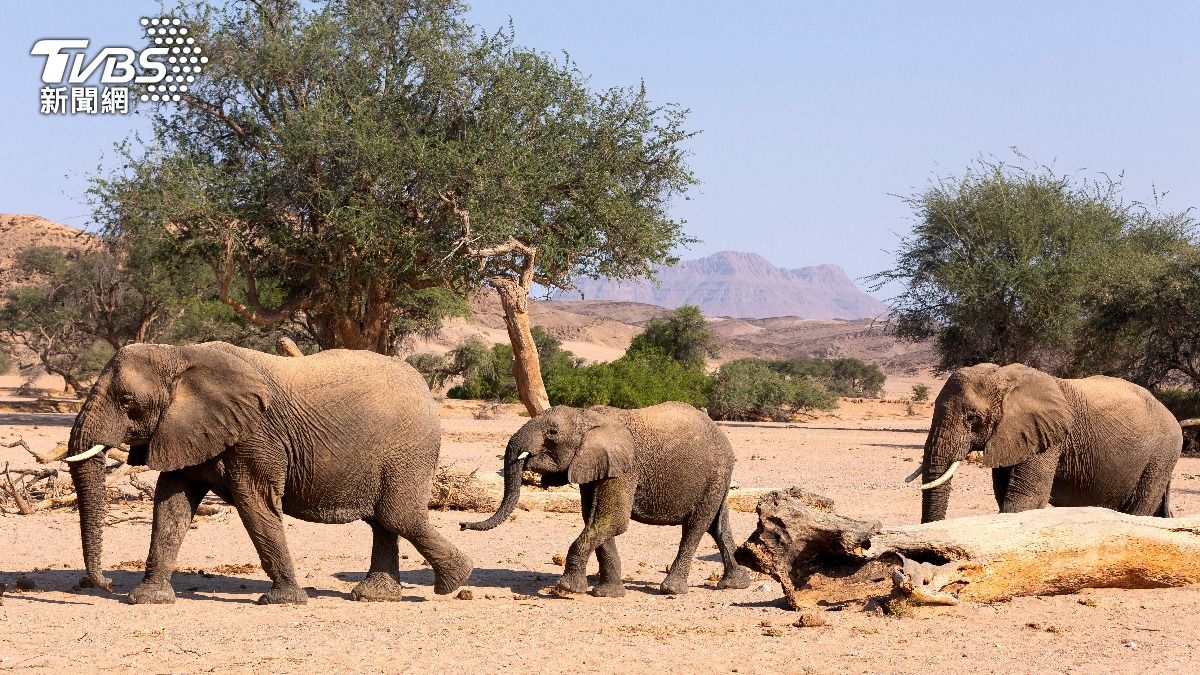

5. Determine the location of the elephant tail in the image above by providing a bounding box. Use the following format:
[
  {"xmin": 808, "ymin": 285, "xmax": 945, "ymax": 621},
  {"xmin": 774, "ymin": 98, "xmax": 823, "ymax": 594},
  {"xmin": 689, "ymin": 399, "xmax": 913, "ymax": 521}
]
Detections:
[{"xmin": 1157, "ymin": 481, "xmax": 1173, "ymax": 518}]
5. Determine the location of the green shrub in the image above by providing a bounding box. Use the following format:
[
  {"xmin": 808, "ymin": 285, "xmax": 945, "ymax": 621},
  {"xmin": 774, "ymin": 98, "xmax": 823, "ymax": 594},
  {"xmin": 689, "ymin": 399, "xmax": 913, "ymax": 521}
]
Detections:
[
  {"xmin": 0, "ymin": 350, "xmax": 11, "ymax": 375},
  {"xmin": 911, "ymin": 383, "xmax": 931, "ymax": 402},
  {"xmin": 768, "ymin": 356, "xmax": 885, "ymax": 398},
  {"xmin": 1155, "ymin": 389, "xmax": 1200, "ymax": 420},
  {"xmin": 406, "ymin": 352, "xmax": 449, "ymax": 389},
  {"xmin": 626, "ymin": 305, "xmax": 719, "ymax": 367},
  {"xmin": 446, "ymin": 339, "xmax": 518, "ymax": 402},
  {"xmin": 546, "ymin": 352, "xmax": 710, "ymax": 409},
  {"xmin": 707, "ymin": 359, "xmax": 836, "ymax": 422}
]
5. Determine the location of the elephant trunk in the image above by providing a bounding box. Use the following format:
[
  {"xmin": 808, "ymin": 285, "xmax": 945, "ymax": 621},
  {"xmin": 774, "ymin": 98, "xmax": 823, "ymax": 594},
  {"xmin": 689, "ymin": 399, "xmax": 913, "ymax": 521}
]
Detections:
[
  {"xmin": 66, "ymin": 380, "xmax": 121, "ymax": 591},
  {"xmin": 460, "ymin": 438, "xmax": 528, "ymax": 531},
  {"xmin": 920, "ymin": 416, "xmax": 966, "ymax": 524}
]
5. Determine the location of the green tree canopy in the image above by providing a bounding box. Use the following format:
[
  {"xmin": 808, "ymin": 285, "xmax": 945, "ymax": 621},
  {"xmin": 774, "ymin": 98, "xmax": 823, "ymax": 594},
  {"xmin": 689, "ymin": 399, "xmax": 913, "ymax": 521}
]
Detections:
[
  {"xmin": 626, "ymin": 305, "xmax": 719, "ymax": 367},
  {"xmin": 91, "ymin": 0, "xmax": 697, "ymax": 411},
  {"xmin": 871, "ymin": 157, "xmax": 1143, "ymax": 374}
]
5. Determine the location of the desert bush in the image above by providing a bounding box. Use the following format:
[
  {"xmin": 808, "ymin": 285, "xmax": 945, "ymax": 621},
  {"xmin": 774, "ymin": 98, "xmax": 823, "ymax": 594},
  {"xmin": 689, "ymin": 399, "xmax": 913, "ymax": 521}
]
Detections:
[
  {"xmin": 406, "ymin": 352, "xmax": 450, "ymax": 389},
  {"xmin": 626, "ymin": 305, "xmax": 719, "ymax": 367},
  {"xmin": 1154, "ymin": 389, "xmax": 1200, "ymax": 420},
  {"xmin": 912, "ymin": 383, "xmax": 931, "ymax": 402},
  {"xmin": 545, "ymin": 352, "xmax": 710, "ymax": 409},
  {"xmin": 769, "ymin": 356, "xmax": 885, "ymax": 398},
  {"xmin": 707, "ymin": 359, "xmax": 836, "ymax": 422}
]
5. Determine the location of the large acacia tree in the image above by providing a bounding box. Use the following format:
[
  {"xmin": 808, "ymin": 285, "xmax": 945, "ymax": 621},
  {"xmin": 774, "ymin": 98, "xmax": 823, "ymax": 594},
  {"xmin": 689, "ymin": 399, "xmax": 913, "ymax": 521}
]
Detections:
[
  {"xmin": 92, "ymin": 0, "xmax": 696, "ymax": 415},
  {"xmin": 869, "ymin": 158, "xmax": 1130, "ymax": 374}
]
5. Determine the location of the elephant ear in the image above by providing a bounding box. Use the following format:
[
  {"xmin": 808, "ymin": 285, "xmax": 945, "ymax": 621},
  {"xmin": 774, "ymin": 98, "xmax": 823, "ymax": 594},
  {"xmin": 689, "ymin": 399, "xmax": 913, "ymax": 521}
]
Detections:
[
  {"xmin": 983, "ymin": 364, "xmax": 1073, "ymax": 468},
  {"xmin": 567, "ymin": 414, "xmax": 635, "ymax": 485},
  {"xmin": 148, "ymin": 345, "xmax": 272, "ymax": 472}
]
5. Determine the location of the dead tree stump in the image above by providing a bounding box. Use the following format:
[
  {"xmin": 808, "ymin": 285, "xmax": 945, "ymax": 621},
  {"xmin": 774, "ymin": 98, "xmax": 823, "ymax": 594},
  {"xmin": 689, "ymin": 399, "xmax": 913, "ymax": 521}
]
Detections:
[{"xmin": 736, "ymin": 488, "xmax": 1200, "ymax": 609}]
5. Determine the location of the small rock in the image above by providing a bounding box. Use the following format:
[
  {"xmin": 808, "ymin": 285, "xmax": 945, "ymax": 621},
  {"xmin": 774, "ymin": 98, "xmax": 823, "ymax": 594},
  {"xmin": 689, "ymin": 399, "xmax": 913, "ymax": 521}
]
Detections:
[
  {"xmin": 1123, "ymin": 640, "xmax": 1139, "ymax": 649},
  {"xmin": 707, "ymin": 572, "xmax": 721, "ymax": 583},
  {"xmin": 793, "ymin": 613, "xmax": 827, "ymax": 628},
  {"xmin": 753, "ymin": 582, "xmax": 772, "ymax": 592},
  {"xmin": 552, "ymin": 554, "xmax": 566, "ymax": 566},
  {"xmin": 15, "ymin": 576, "xmax": 36, "ymax": 591},
  {"xmin": 456, "ymin": 589, "xmax": 473, "ymax": 600},
  {"xmin": 1078, "ymin": 597, "xmax": 1099, "ymax": 607},
  {"xmin": 761, "ymin": 627, "xmax": 783, "ymax": 637}
]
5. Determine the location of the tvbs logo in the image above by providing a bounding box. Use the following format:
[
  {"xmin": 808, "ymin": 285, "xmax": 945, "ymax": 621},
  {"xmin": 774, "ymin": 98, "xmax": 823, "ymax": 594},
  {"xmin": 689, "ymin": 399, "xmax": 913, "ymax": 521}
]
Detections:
[{"xmin": 31, "ymin": 16, "xmax": 205, "ymax": 114}]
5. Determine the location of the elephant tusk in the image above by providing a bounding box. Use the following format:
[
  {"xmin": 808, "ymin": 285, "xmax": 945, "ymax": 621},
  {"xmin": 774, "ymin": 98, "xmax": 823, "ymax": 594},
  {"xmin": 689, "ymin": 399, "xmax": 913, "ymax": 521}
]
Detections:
[
  {"xmin": 920, "ymin": 461, "xmax": 961, "ymax": 490},
  {"xmin": 903, "ymin": 465, "xmax": 924, "ymax": 483},
  {"xmin": 63, "ymin": 444, "xmax": 106, "ymax": 463},
  {"xmin": 517, "ymin": 451, "xmax": 530, "ymax": 460}
]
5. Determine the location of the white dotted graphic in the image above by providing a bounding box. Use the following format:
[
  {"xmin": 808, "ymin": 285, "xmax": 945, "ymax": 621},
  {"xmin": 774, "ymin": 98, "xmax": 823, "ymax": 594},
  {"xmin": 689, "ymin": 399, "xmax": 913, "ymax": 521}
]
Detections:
[{"xmin": 139, "ymin": 16, "xmax": 200, "ymax": 102}]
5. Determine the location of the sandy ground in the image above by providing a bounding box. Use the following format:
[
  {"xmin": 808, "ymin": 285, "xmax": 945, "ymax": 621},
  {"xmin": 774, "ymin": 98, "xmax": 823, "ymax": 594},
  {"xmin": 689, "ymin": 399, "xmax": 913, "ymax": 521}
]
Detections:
[{"xmin": 2, "ymin": 397, "xmax": 1200, "ymax": 674}]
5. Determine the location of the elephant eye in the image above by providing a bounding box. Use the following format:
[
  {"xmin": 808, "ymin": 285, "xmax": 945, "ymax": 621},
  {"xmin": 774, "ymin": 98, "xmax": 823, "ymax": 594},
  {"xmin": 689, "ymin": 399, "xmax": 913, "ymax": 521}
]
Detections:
[
  {"xmin": 118, "ymin": 393, "xmax": 135, "ymax": 408},
  {"xmin": 964, "ymin": 411, "xmax": 981, "ymax": 424}
]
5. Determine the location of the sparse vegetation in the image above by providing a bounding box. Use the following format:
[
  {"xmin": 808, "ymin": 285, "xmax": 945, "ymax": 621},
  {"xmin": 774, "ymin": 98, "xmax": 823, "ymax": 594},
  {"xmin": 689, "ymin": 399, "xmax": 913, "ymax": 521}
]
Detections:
[{"xmin": 911, "ymin": 383, "xmax": 931, "ymax": 402}]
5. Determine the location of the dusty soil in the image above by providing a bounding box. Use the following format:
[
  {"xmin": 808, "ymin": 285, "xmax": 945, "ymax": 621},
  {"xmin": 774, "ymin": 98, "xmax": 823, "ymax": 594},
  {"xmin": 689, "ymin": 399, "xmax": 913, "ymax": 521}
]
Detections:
[{"xmin": 2, "ymin": 397, "xmax": 1199, "ymax": 673}]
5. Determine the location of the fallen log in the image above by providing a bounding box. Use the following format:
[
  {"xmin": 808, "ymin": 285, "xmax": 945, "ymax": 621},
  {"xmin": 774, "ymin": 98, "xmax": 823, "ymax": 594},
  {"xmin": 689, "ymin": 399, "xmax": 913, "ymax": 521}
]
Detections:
[{"xmin": 735, "ymin": 488, "xmax": 1200, "ymax": 610}]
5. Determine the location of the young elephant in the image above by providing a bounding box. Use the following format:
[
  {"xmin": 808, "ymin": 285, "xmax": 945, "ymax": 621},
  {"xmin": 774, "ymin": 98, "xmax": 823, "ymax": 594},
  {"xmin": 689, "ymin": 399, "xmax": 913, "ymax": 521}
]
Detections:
[
  {"xmin": 65, "ymin": 342, "xmax": 472, "ymax": 604},
  {"xmin": 462, "ymin": 402, "xmax": 751, "ymax": 596}
]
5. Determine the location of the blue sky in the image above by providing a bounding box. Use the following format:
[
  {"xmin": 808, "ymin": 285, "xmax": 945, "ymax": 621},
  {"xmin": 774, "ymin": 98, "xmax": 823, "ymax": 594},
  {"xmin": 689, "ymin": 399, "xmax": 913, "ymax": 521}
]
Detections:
[{"xmin": 2, "ymin": 1, "xmax": 1198, "ymax": 298}]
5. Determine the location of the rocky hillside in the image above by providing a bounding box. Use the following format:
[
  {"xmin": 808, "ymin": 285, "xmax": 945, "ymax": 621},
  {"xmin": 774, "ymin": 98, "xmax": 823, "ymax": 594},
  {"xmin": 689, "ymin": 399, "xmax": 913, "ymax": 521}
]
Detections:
[
  {"xmin": 0, "ymin": 214, "xmax": 95, "ymax": 291},
  {"xmin": 557, "ymin": 251, "xmax": 888, "ymax": 319}
]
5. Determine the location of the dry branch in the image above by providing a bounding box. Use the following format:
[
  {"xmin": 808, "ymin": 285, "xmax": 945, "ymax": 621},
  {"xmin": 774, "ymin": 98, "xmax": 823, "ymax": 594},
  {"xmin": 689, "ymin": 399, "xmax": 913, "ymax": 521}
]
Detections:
[
  {"xmin": 277, "ymin": 337, "xmax": 304, "ymax": 357},
  {"xmin": 736, "ymin": 488, "xmax": 1200, "ymax": 610},
  {"xmin": 3, "ymin": 464, "xmax": 34, "ymax": 515}
]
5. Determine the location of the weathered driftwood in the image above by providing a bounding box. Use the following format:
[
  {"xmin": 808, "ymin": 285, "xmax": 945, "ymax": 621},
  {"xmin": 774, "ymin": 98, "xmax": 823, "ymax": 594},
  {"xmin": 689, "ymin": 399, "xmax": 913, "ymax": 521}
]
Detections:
[
  {"xmin": 735, "ymin": 488, "xmax": 1200, "ymax": 609},
  {"xmin": 427, "ymin": 467, "xmax": 825, "ymax": 515}
]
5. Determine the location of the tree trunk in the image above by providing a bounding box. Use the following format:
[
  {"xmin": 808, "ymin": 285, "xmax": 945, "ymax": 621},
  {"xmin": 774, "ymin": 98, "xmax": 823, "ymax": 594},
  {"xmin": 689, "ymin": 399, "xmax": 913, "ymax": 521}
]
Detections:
[
  {"xmin": 490, "ymin": 279, "xmax": 550, "ymax": 417},
  {"xmin": 736, "ymin": 488, "xmax": 1200, "ymax": 610}
]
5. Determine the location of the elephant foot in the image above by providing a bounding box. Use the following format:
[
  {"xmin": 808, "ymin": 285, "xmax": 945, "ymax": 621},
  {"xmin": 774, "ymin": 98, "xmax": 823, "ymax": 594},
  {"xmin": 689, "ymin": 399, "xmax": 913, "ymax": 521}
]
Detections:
[
  {"xmin": 715, "ymin": 567, "xmax": 752, "ymax": 590},
  {"xmin": 555, "ymin": 573, "xmax": 588, "ymax": 594},
  {"xmin": 590, "ymin": 581, "xmax": 626, "ymax": 598},
  {"xmin": 256, "ymin": 584, "xmax": 308, "ymax": 605},
  {"xmin": 351, "ymin": 573, "xmax": 406, "ymax": 602},
  {"xmin": 432, "ymin": 550, "xmax": 474, "ymax": 595},
  {"xmin": 127, "ymin": 581, "xmax": 176, "ymax": 605},
  {"xmin": 659, "ymin": 576, "xmax": 689, "ymax": 595},
  {"xmin": 79, "ymin": 573, "xmax": 113, "ymax": 593}
]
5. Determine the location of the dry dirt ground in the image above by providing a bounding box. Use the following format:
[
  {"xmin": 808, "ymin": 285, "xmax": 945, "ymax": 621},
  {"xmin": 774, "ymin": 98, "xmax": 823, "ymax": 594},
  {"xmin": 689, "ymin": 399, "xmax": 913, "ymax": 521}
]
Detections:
[{"xmin": 2, "ymin": 396, "xmax": 1199, "ymax": 673}]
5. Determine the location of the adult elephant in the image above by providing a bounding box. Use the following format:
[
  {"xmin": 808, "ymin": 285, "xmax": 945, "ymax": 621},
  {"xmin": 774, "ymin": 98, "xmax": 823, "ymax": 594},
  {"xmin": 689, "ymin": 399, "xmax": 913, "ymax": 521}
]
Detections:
[
  {"xmin": 909, "ymin": 363, "xmax": 1181, "ymax": 523},
  {"xmin": 462, "ymin": 403, "xmax": 751, "ymax": 596},
  {"xmin": 64, "ymin": 342, "xmax": 472, "ymax": 604}
]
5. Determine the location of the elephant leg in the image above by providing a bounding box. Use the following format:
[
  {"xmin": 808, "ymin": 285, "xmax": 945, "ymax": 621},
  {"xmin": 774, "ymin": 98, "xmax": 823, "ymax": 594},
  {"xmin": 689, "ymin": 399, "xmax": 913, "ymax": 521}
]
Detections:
[
  {"xmin": 128, "ymin": 471, "xmax": 208, "ymax": 605},
  {"xmin": 707, "ymin": 503, "xmax": 751, "ymax": 590},
  {"xmin": 350, "ymin": 520, "xmax": 406, "ymax": 601},
  {"xmin": 661, "ymin": 516, "xmax": 708, "ymax": 595},
  {"xmin": 559, "ymin": 477, "xmax": 633, "ymax": 595},
  {"xmin": 229, "ymin": 485, "xmax": 307, "ymax": 605},
  {"xmin": 999, "ymin": 451, "xmax": 1058, "ymax": 513},
  {"xmin": 579, "ymin": 484, "xmax": 624, "ymax": 597},
  {"xmin": 1124, "ymin": 457, "xmax": 1177, "ymax": 516},
  {"xmin": 990, "ymin": 467, "xmax": 1012, "ymax": 511},
  {"xmin": 392, "ymin": 515, "xmax": 473, "ymax": 595}
]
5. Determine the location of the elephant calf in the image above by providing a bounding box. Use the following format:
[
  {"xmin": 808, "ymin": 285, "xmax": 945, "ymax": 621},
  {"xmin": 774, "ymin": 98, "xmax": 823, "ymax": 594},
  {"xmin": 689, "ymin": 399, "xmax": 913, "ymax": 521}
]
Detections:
[
  {"xmin": 462, "ymin": 403, "xmax": 751, "ymax": 596},
  {"xmin": 911, "ymin": 363, "xmax": 1182, "ymax": 523},
  {"xmin": 64, "ymin": 342, "xmax": 472, "ymax": 604}
]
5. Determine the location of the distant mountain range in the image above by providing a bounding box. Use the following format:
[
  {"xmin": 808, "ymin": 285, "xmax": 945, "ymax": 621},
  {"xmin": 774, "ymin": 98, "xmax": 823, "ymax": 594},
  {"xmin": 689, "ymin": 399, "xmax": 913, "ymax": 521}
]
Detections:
[{"xmin": 556, "ymin": 251, "xmax": 888, "ymax": 319}]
